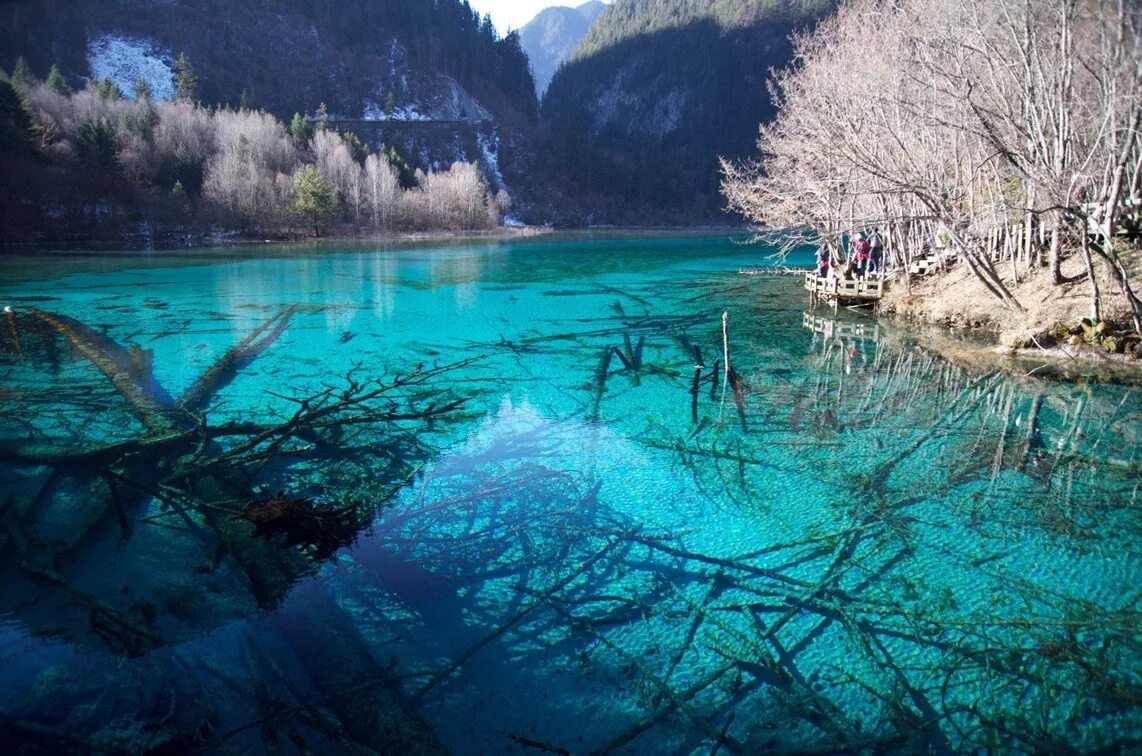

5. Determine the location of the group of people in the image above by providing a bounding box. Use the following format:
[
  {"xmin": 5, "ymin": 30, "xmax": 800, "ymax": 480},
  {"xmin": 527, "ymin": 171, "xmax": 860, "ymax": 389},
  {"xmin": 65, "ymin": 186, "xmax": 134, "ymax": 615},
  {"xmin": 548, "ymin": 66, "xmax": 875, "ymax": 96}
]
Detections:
[{"xmin": 816, "ymin": 229, "xmax": 885, "ymax": 279}]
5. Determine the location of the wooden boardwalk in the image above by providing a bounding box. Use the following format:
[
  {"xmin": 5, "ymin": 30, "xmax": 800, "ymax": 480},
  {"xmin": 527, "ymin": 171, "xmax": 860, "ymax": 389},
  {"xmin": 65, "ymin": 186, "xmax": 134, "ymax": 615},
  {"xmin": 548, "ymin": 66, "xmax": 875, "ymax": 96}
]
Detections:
[{"xmin": 804, "ymin": 271, "xmax": 884, "ymax": 310}]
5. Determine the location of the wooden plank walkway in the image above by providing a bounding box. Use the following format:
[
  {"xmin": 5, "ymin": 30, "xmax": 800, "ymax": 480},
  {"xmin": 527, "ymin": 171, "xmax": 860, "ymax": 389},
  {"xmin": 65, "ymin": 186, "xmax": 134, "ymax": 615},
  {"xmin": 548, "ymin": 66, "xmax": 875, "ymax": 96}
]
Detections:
[{"xmin": 804, "ymin": 271, "xmax": 884, "ymax": 311}]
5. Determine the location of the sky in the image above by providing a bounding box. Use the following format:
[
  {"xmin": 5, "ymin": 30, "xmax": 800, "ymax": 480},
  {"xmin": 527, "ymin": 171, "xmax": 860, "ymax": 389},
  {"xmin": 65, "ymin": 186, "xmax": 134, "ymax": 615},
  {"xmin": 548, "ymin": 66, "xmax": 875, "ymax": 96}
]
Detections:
[{"xmin": 469, "ymin": 0, "xmax": 609, "ymax": 34}]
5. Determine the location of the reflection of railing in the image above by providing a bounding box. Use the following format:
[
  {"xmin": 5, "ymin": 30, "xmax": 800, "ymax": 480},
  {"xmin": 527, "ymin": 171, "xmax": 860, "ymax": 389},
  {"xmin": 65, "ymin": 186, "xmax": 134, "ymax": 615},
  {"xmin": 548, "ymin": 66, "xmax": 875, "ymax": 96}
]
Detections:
[
  {"xmin": 803, "ymin": 311, "xmax": 881, "ymax": 341},
  {"xmin": 804, "ymin": 271, "xmax": 884, "ymax": 309}
]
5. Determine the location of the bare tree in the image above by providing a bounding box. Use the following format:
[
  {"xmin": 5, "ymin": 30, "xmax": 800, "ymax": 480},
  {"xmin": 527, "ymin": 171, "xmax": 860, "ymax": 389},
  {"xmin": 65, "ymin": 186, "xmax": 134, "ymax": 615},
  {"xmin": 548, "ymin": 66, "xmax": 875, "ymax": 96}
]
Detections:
[
  {"xmin": 723, "ymin": 0, "xmax": 1141, "ymax": 330},
  {"xmin": 312, "ymin": 129, "xmax": 363, "ymax": 227},
  {"xmin": 203, "ymin": 109, "xmax": 297, "ymax": 231},
  {"xmin": 364, "ymin": 153, "xmax": 401, "ymax": 230}
]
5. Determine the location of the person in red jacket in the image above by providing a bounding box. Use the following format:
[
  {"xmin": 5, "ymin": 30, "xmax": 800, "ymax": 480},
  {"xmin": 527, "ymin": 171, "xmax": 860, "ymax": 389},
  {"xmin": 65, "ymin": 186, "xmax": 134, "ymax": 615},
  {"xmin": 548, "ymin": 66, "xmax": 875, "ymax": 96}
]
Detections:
[{"xmin": 850, "ymin": 232, "xmax": 870, "ymax": 278}]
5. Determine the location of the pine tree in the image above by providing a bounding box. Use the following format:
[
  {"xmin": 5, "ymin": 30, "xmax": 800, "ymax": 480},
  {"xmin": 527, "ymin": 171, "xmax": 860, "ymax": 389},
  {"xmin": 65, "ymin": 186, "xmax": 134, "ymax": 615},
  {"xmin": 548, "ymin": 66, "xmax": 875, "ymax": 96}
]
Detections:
[
  {"xmin": 383, "ymin": 91, "xmax": 397, "ymax": 116},
  {"xmin": 289, "ymin": 112, "xmax": 313, "ymax": 147},
  {"xmin": 290, "ymin": 166, "xmax": 337, "ymax": 236},
  {"xmin": 45, "ymin": 64, "xmax": 70, "ymax": 96},
  {"xmin": 315, "ymin": 102, "xmax": 329, "ymax": 131},
  {"xmin": 0, "ymin": 78, "xmax": 35, "ymax": 156},
  {"xmin": 239, "ymin": 88, "xmax": 254, "ymax": 111},
  {"xmin": 92, "ymin": 78, "xmax": 123, "ymax": 100},
  {"xmin": 134, "ymin": 77, "xmax": 153, "ymax": 102},
  {"xmin": 11, "ymin": 57, "xmax": 36, "ymax": 89},
  {"xmin": 174, "ymin": 52, "xmax": 198, "ymax": 103},
  {"xmin": 171, "ymin": 179, "xmax": 189, "ymax": 210}
]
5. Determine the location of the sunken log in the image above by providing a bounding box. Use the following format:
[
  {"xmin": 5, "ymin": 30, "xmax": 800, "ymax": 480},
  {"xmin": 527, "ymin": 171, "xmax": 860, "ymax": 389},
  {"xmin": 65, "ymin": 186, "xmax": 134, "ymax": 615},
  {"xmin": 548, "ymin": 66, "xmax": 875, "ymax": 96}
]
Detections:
[
  {"xmin": 29, "ymin": 308, "xmax": 183, "ymax": 432},
  {"xmin": 180, "ymin": 308, "xmax": 298, "ymax": 412},
  {"xmin": 183, "ymin": 472, "xmax": 311, "ymax": 606},
  {"xmin": 273, "ymin": 580, "xmax": 447, "ymax": 753}
]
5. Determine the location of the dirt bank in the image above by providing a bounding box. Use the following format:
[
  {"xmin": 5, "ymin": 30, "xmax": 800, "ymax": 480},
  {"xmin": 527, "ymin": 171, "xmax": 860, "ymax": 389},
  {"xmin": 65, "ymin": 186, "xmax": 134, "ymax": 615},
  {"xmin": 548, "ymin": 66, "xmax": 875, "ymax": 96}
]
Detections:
[{"xmin": 879, "ymin": 256, "xmax": 1142, "ymax": 367}]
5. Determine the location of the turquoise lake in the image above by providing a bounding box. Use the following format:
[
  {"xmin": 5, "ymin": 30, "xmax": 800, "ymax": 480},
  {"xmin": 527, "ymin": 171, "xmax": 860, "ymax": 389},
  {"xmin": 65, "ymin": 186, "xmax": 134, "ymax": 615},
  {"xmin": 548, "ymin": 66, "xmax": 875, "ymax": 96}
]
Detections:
[{"xmin": 0, "ymin": 233, "xmax": 1138, "ymax": 753}]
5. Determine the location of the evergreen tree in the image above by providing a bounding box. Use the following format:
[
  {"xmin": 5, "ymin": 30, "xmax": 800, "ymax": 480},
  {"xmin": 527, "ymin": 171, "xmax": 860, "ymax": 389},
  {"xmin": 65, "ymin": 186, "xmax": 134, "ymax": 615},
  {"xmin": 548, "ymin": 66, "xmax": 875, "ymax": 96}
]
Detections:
[
  {"xmin": 340, "ymin": 129, "xmax": 370, "ymax": 162},
  {"xmin": 12, "ymin": 57, "xmax": 36, "ymax": 89},
  {"xmin": 0, "ymin": 78, "xmax": 34, "ymax": 156},
  {"xmin": 171, "ymin": 179, "xmax": 189, "ymax": 210},
  {"xmin": 383, "ymin": 91, "xmax": 397, "ymax": 116},
  {"xmin": 289, "ymin": 112, "xmax": 314, "ymax": 147},
  {"xmin": 239, "ymin": 88, "xmax": 254, "ymax": 111},
  {"xmin": 379, "ymin": 143, "xmax": 416, "ymax": 188},
  {"xmin": 45, "ymin": 64, "xmax": 70, "ymax": 96},
  {"xmin": 174, "ymin": 52, "xmax": 198, "ymax": 103},
  {"xmin": 315, "ymin": 102, "xmax": 329, "ymax": 131},
  {"xmin": 129, "ymin": 95, "xmax": 159, "ymax": 133},
  {"xmin": 290, "ymin": 165, "xmax": 337, "ymax": 235},
  {"xmin": 92, "ymin": 78, "xmax": 124, "ymax": 100},
  {"xmin": 73, "ymin": 120, "xmax": 118, "ymax": 173},
  {"xmin": 134, "ymin": 77, "xmax": 154, "ymax": 102}
]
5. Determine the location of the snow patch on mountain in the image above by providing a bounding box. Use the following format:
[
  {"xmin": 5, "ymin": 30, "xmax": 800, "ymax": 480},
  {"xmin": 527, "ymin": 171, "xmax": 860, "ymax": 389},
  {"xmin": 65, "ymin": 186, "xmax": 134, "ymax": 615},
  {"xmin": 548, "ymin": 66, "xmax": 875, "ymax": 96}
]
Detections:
[
  {"xmin": 87, "ymin": 34, "xmax": 174, "ymax": 100},
  {"xmin": 362, "ymin": 101, "xmax": 431, "ymax": 121},
  {"xmin": 477, "ymin": 129, "xmax": 506, "ymax": 192},
  {"xmin": 439, "ymin": 78, "xmax": 492, "ymax": 122},
  {"xmin": 592, "ymin": 62, "xmax": 640, "ymax": 132},
  {"xmin": 647, "ymin": 88, "xmax": 686, "ymax": 136},
  {"xmin": 362, "ymin": 76, "xmax": 492, "ymax": 123}
]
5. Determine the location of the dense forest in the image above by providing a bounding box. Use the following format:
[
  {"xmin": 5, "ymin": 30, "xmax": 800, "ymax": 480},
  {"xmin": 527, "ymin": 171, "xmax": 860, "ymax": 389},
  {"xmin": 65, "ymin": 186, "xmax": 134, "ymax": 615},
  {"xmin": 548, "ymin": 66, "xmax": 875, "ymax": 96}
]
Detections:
[
  {"xmin": 538, "ymin": 0, "xmax": 833, "ymax": 224},
  {"xmin": 0, "ymin": 0, "xmax": 537, "ymax": 120},
  {"xmin": 0, "ymin": 66, "xmax": 506, "ymax": 243},
  {"xmin": 0, "ymin": 0, "xmax": 855, "ymax": 234},
  {"xmin": 723, "ymin": 0, "xmax": 1141, "ymax": 346},
  {"xmin": 519, "ymin": 1, "xmax": 606, "ymax": 96}
]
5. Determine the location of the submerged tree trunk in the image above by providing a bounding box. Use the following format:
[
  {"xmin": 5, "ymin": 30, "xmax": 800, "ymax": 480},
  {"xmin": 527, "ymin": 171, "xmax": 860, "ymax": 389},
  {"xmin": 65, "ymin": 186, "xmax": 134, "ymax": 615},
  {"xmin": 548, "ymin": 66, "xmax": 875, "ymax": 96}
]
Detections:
[{"xmin": 274, "ymin": 580, "xmax": 447, "ymax": 753}]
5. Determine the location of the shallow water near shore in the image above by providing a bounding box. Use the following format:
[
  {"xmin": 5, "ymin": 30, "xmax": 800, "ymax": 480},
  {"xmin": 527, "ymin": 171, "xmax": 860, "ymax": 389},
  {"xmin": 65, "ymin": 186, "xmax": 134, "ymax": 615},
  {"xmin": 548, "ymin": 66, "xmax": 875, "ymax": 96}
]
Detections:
[{"xmin": 0, "ymin": 233, "xmax": 1138, "ymax": 752}]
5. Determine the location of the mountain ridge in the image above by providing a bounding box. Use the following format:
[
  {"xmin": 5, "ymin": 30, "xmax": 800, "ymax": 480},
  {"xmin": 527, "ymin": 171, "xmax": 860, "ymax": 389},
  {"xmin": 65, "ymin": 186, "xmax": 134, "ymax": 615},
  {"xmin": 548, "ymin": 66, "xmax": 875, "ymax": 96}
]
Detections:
[
  {"xmin": 535, "ymin": 0, "xmax": 834, "ymax": 224},
  {"xmin": 520, "ymin": 1, "xmax": 606, "ymax": 96}
]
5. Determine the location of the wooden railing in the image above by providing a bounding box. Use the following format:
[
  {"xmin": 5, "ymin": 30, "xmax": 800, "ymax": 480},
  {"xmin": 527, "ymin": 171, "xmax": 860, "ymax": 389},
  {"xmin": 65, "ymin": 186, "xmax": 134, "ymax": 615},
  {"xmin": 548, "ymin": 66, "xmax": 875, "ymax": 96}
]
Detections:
[{"xmin": 804, "ymin": 271, "xmax": 884, "ymax": 300}]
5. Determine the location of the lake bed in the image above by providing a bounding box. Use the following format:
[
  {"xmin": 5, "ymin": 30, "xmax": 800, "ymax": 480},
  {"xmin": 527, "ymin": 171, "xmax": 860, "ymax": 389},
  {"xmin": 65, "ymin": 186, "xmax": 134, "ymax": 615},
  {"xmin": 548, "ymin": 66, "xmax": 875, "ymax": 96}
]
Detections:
[{"xmin": 0, "ymin": 233, "xmax": 1138, "ymax": 752}]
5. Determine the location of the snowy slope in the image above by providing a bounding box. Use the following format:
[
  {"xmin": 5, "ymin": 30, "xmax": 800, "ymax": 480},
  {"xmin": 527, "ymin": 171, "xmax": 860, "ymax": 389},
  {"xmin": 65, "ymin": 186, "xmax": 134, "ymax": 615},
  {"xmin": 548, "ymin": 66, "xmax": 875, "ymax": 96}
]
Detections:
[{"xmin": 87, "ymin": 34, "xmax": 175, "ymax": 100}]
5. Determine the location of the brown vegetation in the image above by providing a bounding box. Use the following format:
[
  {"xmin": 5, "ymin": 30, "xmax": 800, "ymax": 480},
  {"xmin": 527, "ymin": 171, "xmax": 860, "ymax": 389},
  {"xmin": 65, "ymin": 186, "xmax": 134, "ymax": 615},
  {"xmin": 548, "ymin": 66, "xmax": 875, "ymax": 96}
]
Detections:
[{"xmin": 723, "ymin": 0, "xmax": 1141, "ymax": 345}]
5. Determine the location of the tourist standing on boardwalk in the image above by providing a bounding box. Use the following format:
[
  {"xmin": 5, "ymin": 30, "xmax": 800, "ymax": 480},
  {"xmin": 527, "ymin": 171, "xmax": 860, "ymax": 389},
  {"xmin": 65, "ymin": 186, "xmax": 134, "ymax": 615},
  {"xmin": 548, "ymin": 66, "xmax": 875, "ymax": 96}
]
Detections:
[
  {"xmin": 851, "ymin": 232, "xmax": 870, "ymax": 278},
  {"xmin": 867, "ymin": 228, "xmax": 884, "ymax": 276}
]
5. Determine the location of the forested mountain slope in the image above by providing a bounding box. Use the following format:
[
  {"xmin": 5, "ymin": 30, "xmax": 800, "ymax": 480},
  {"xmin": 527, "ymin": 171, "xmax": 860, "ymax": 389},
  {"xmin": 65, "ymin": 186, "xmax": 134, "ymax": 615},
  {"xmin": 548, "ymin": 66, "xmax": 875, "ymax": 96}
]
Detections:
[
  {"xmin": 520, "ymin": 1, "xmax": 607, "ymax": 96},
  {"xmin": 0, "ymin": 0, "xmax": 536, "ymax": 243},
  {"xmin": 539, "ymin": 0, "xmax": 833, "ymax": 224},
  {"xmin": 0, "ymin": 0, "xmax": 536, "ymax": 121},
  {"xmin": 0, "ymin": 0, "xmax": 536, "ymax": 197}
]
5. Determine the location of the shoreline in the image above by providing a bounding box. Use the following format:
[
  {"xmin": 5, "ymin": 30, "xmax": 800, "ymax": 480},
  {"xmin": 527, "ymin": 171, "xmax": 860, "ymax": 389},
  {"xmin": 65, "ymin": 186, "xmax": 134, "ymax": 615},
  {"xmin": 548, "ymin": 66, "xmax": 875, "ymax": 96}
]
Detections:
[
  {"xmin": 0, "ymin": 224, "xmax": 755, "ymax": 256},
  {"xmin": 795, "ymin": 264, "xmax": 1142, "ymax": 381},
  {"xmin": 0, "ymin": 225, "xmax": 555, "ymax": 255},
  {"xmin": 883, "ymin": 318, "xmax": 1142, "ymax": 384}
]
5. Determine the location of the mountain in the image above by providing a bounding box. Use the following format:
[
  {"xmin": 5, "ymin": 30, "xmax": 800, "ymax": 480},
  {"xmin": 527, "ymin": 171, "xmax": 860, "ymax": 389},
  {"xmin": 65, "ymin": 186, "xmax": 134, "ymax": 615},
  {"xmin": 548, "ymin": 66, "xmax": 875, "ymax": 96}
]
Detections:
[
  {"xmin": 519, "ymin": 1, "xmax": 607, "ymax": 96},
  {"xmin": 0, "ymin": 0, "xmax": 538, "ymax": 190},
  {"xmin": 538, "ymin": 0, "xmax": 834, "ymax": 224}
]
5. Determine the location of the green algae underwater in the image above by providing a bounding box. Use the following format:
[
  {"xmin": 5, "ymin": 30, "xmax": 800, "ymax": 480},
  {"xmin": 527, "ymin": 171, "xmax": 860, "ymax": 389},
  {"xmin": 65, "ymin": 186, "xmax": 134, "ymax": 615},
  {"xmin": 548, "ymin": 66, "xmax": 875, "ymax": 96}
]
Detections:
[{"xmin": 0, "ymin": 232, "xmax": 1138, "ymax": 753}]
